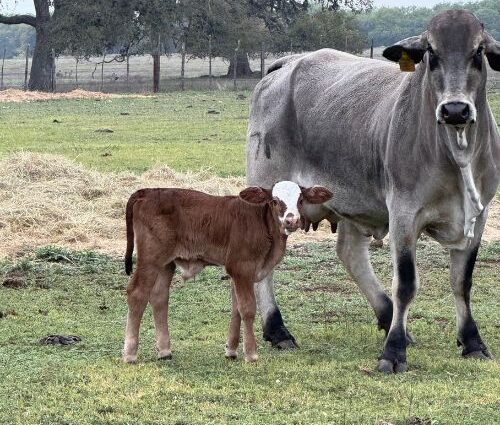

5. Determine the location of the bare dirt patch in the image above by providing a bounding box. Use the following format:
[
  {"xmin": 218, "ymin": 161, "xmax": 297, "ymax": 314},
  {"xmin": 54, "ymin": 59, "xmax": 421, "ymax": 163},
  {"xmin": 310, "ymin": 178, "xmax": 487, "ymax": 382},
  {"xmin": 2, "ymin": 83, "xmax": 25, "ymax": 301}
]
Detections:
[{"xmin": 0, "ymin": 89, "xmax": 151, "ymax": 103}]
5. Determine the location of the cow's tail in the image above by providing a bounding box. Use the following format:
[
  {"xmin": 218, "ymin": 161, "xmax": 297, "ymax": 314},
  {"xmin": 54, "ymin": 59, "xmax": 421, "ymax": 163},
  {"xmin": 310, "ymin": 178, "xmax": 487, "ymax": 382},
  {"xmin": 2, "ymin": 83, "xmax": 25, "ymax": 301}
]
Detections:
[
  {"xmin": 125, "ymin": 190, "xmax": 141, "ymax": 275},
  {"xmin": 267, "ymin": 53, "xmax": 308, "ymax": 75}
]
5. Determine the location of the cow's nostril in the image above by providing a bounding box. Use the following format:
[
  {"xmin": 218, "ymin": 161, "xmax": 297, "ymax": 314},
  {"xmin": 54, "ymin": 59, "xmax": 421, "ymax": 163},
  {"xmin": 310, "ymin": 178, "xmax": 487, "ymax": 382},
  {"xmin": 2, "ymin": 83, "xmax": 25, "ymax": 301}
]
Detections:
[
  {"xmin": 442, "ymin": 105, "xmax": 450, "ymax": 118},
  {"xmin": 461, "ymin": 104, "xmax": 470, "ymax": 119}
]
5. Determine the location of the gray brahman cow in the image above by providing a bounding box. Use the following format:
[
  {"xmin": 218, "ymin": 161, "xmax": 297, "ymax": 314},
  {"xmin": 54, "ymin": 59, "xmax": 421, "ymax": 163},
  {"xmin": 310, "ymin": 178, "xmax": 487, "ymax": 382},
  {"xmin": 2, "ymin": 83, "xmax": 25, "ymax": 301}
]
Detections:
[{"xmin": 247, "ymin": 9, "xmax": 500, "ymax": 373}]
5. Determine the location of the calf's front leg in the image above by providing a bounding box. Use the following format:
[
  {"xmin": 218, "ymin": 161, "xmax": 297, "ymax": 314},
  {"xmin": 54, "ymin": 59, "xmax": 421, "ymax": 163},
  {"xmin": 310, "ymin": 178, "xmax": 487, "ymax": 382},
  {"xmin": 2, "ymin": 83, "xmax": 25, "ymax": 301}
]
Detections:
[
  {"xmin": 225, "ymin": 283, "xmax": 241, "ymax": 359},
  {"xmin": 232, "ymin": 278, "xmax": 258, "ymax": 362}
]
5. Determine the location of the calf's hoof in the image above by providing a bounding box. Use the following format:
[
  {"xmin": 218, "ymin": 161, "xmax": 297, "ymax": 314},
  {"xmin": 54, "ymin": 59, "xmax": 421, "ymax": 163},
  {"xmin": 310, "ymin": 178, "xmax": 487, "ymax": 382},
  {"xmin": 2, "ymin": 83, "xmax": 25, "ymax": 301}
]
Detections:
[
  {"xmin": 157, "ymin": 350, "xmax": 172, "ymax": 361},
  {"xmin": 123, "ymin": 354, "xmax": 138, "ymax": 364},
  {"xmin": 377, "ymin": 358, "xmax": 408, "ymax": 374},
  {"xmin": 244, "ymin": 353, "xmax": 258, "ymax": 363},
  {"xmin": 225, "ymin": 346, "xmax": 238, "ymax": 360}
]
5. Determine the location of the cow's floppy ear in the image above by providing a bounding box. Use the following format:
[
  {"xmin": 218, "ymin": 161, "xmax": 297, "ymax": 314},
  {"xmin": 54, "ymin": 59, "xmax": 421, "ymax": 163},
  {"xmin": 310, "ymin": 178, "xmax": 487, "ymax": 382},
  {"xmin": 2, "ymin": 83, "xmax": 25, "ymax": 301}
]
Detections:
[
  {"xmin": 239, "ymin": 187, "xmax": 273, "ymax": 204},
  {"xmin": 300, "ymin": 186, "xmax": 333, "ymax": 204},
  {"xmin": 383, "ymin": 34, "xmax": 427, "ymax": 66},
  {"xmin": 484, "ymin": 31, "xmax": 500, "ymax": 72}
]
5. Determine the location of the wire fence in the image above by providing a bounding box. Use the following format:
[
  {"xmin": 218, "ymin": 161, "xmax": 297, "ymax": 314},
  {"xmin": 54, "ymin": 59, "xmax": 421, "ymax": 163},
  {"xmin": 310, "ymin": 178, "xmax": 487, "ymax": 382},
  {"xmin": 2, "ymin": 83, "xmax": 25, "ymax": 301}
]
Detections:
[{"xmin": 1, "ymin": 44, "xmax": 499, "ymax": 93}]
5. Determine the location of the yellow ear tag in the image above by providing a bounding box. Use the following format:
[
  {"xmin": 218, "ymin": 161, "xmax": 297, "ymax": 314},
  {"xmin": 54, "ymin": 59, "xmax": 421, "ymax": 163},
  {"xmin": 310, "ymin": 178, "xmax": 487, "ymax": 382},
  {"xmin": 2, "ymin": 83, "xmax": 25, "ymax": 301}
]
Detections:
[{"xmin": 399, "ymin": 51, "xmax": 415, "ymax": 72}]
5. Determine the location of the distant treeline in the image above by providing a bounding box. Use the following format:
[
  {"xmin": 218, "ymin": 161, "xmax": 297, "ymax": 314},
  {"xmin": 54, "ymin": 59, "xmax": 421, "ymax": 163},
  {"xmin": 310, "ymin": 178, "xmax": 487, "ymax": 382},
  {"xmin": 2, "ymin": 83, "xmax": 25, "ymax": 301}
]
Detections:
[
  {"xmin": 359, "ymin": 0, "xmax": 500, "ymax": 47},
  {"xmin": 1, "ymin": 0, "xmax": 499, "ymax": 61},
  {"xmin": 0, "ymin": 24, "xmax": 35, "ymax": 58}
]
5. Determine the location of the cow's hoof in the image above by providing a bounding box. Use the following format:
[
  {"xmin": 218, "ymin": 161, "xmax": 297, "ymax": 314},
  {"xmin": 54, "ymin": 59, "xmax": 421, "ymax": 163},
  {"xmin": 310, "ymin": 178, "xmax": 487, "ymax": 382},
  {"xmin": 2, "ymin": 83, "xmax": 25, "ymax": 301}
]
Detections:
[
  {"xmin": 157, "ymin": 353, "xmax": 172, "ymax": 361},
  {"xmin": 463, "ymin": 349, "xmax": 493, "ymax": 360},
  {"xmin": 123, "ymin": 354, "xmax": 137, "ymax": 364},
  {"xmin": 274, "ymin": 339, "xmax": 299, "ymax": 350},
  {"xmin": 377, "ymin": 358, "xmax": 408, "ymax": 374}
]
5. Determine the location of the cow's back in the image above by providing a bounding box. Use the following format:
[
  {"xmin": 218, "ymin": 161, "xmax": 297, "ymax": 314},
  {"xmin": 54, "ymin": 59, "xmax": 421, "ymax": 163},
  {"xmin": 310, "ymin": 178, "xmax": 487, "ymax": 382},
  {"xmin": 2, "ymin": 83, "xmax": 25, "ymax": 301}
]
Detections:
[{"xmin": 247, "ymin": 49, "xmax": 411, "ymax": 229}]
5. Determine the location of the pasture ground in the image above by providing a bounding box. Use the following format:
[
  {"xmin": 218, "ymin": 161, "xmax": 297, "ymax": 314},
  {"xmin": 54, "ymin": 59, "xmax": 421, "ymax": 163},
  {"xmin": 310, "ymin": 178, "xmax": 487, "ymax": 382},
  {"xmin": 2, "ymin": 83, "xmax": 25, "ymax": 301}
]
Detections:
[{"xmin": 0, "ymin": 91, "xmax": 499, "ymax": 424}]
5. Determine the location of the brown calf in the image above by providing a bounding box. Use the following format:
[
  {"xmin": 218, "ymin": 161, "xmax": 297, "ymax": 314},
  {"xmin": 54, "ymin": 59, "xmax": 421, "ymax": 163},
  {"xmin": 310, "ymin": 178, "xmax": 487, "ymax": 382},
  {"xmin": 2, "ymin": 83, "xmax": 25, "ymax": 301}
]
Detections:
[{"xmin": 123, "ymin": 181, "xmax": 333, "ymax": 363}]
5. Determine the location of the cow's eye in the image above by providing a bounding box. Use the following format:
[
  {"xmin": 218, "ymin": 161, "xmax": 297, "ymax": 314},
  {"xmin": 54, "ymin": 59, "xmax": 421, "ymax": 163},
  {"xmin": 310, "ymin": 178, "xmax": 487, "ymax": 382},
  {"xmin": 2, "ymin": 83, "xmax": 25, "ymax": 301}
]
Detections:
[
  {"xmin": 473, "ymin": 46, "xmax": 483, "ymax": 70},
  {"xmin": 427, "ymin": 46, "xmax": 439, "ymax": 71}
]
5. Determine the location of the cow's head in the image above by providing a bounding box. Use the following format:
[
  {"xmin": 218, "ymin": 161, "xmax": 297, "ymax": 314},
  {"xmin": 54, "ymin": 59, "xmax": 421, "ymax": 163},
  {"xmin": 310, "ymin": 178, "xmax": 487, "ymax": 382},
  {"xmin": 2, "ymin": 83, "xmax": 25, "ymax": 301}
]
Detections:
[
  {"xmin": 383, "ymin": 10, "xmax": 500, "ymax": 129},
  {"xmin": 239, "ymin": 181, "xmax": 333, "ymax": 235}
]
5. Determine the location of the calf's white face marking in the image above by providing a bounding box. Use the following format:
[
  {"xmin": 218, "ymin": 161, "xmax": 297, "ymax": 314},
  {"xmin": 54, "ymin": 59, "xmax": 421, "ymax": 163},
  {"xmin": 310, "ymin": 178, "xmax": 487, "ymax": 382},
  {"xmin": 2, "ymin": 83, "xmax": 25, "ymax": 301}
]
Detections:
[{"xmin": 272, "ymin": 181, "xmax": 302, "ymax": 235}]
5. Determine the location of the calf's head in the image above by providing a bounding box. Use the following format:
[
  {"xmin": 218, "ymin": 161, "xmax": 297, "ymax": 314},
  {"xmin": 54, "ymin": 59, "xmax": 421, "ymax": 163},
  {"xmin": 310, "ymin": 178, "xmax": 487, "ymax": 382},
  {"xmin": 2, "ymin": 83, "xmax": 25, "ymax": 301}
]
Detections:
[
  {"xmin": 383, "ymin": 10, "xmax": 500, "ymax": 129},
  {"xmin": 239, "ymin": 181, "xmax": 333, "ymax": 235}
]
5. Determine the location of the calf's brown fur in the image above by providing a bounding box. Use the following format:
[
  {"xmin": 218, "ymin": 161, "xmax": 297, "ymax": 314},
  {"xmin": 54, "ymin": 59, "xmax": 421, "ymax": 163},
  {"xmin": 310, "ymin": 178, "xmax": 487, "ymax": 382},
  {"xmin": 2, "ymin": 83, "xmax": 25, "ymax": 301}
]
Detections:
[{"xmin": 123, "ymin": 184, "xmax": 332, "ymax": 363}]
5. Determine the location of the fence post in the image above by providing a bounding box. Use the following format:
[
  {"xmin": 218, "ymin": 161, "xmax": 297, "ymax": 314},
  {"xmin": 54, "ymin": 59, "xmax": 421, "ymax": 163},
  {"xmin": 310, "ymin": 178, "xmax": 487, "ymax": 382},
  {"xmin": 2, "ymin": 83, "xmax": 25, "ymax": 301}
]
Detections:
[
  {"xmin": 370, "ymin": 39, "xmax": 374, "ymax": 59},
  {"xmin": 290, "ymin": 40, "xmax": 293, "ymax": 56},
  {"xmin": 75, "ymin": 57, "xmax": 79, "ymax": 87},
  {"xmin": 101, "ymin": 47, "xmax": 105, "ymax": 92},
  {"xmin": 126, "ymin": 53, "xmax": 130, "ymax": 83},
  {"xmin": 24, "ymin": 44, "xmax": 29, "ymax": 91},
  {"xmin": 233, "ymin": 39, "xmax": 240, "ymax": 91},
  {"xmin": 153, "ymin": 33, "xmax": 161, "ymax": 93},
  {"xmin": 1, "ymin": 48, "xmax": 5, "ymax": 90},
  {"xmin": 51, "ymin": 49, "xmax": 56, "ymax": 92},
  {"xmin": 260, "ymin": 42, "xmax": 265, "ymax": 79},
  {"xmin": 181, "ymin": 40, "xmax": 186, "ymax": 91},
  {"xmin": 208, "ymin": 35, "xmax": 212, "ymax": 90}
]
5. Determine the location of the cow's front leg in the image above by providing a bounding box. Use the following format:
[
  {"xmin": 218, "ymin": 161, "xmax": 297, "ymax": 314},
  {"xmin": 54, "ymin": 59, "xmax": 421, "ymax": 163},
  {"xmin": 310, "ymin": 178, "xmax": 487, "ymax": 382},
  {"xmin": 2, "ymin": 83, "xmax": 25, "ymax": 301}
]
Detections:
[
  {"xmin": 450, "ymin": 211, "xmax": 492, "ymax": 360},
  {"xmin": 378, "ymin": 215, "xmax": 419, "ymax": 373},
  {"xmin": 254, "ymin": 272, "xmax": 298, "ymax": 349}
]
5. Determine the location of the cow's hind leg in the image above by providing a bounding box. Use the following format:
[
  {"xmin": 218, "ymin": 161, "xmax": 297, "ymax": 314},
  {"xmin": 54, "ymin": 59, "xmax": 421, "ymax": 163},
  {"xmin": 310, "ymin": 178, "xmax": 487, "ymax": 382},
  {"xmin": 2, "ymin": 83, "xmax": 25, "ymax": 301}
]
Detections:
[
  {"xmin": 150, "ymin": 262, "xmax": 176, "ymax": 360},
  {"xmin": 123, "ymin": 265, "xmax": 160, "ymax": 363},
  {"xmin": 255, "ymin": 272, "xmax": 298, "ymax": 349},
  {"xmin": 336, "ymin": 221, "xmax": 412, "ymax": 340},
  {"xmin": 449, "ymin": 212, "xmax": 492, "ymax": 359},
  {"xmin": 225, "ymin": 282, "xmax": 241, "ymax": 359},
  {"xmin": 377, "ymin": 214, "xmax": 419, "ymax": 373}
]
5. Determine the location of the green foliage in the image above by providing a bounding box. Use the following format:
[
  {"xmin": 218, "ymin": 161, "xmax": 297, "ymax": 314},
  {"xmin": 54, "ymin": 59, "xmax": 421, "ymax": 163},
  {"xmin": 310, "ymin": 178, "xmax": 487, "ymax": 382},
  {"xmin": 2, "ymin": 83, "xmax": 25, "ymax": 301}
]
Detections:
[
  {"xmin": 290, "ymin": 9, "xmax": 368, "ymax": 53},
  {"xmin": 359, "ymin": 0, "xmax": 500, "ymax": 47}
]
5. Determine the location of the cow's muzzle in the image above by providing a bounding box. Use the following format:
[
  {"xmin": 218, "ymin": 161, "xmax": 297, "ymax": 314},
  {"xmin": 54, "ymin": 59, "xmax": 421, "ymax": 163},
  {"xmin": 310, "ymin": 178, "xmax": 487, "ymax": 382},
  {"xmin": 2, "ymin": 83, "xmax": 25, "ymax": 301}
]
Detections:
[{"xmin": 437, "ymin": 101, "xmax": 475, "ymax": 126}]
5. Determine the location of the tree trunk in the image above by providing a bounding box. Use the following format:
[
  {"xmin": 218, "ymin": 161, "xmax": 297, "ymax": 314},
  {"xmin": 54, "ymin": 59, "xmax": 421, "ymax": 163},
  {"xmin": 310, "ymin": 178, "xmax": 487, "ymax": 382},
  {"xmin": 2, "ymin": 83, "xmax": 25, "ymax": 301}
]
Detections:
[
  {"xmin": 227, "ymin": 52, "xmax": 253, "ymax": 77},
  {"xmin": 29, "ymin": 0, "xmax": 53, "ymax": 91},
  {"xmin": 0, "ymin": 0, "xmax": 54, "ymax": 91}
]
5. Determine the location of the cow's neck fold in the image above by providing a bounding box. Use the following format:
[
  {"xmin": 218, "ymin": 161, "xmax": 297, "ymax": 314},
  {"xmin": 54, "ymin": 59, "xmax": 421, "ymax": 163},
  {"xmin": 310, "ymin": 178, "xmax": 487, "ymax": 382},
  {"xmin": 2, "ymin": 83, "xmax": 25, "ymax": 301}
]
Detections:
[{"xmin": 417, "ymin": 69, "xmax": 487, "ymax": 242}]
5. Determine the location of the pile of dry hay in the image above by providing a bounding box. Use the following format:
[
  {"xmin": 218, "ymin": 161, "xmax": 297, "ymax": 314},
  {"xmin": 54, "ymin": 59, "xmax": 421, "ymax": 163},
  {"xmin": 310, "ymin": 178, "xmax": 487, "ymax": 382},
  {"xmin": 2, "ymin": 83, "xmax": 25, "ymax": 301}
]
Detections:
[
  {"xmin": 0, "ymin": 152, "xmax": 498, "ymax": 258},
  {"xmin": 0, "ymin": 89, "xmax": 150, "ymax": 103},
  {"xmin": 0, "ymin": 152, "xmax": 245, "ymax": 257}
]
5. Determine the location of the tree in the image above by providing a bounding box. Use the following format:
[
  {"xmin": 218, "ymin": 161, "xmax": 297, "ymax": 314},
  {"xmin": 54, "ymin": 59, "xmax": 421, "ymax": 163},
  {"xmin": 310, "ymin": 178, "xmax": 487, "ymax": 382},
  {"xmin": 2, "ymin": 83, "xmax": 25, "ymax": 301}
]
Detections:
[
  {"xmin": 290, "ymin": 9, "xmax": 367, "ymax": 53},
  {"xmin": 0, "ymin": 0, "xmax": 55, "ymax": 91}
]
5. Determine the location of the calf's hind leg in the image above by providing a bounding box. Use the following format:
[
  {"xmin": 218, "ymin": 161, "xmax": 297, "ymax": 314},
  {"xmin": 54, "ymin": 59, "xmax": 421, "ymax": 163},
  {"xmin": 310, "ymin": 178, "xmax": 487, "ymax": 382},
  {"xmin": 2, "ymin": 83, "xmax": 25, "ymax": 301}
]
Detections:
[
  {"xmin": 123, "ymin": 265, "xmax": 160, "ymax": 363},
  {"xmin": 150, "ymin": 262, "xmax": 176, "ymax": 360}
]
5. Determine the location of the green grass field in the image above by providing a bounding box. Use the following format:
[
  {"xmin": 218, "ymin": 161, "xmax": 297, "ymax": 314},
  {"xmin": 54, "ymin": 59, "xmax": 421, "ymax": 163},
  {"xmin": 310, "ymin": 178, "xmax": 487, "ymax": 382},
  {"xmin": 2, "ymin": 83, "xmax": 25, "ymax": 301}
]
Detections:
[
  {"xmin": 0, "ymin": 92, "xmax": 499, "ymax": 424},
  {"xmin": 0, "ymin": 92, "xmax": 250, "ymax": 176}
]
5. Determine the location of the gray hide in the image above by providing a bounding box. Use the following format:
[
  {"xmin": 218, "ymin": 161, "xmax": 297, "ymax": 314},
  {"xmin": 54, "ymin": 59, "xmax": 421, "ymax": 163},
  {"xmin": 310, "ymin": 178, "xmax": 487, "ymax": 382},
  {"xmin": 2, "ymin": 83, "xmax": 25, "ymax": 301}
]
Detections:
[{"xmin": 247, "ymin": 9, "xmax": 500, "ymax": 372}]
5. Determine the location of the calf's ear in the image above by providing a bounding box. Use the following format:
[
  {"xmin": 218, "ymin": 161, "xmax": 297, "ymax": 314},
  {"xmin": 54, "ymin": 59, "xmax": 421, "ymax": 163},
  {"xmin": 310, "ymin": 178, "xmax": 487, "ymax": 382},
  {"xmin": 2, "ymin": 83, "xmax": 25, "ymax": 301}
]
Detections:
[
  {"xmin": 383, "ymin": 34, "xmax": 427, "ymax": 69},
  {"xmin": 300, "ymin": 186, "xmax": 333, "ymax": 204},
  {"xmin": 239, "ymin": 187, "xmax": 273, "ymax": 204},
  {"xmin": 485, "ymin": 32, "xmax": 500, "ymax": 71}
]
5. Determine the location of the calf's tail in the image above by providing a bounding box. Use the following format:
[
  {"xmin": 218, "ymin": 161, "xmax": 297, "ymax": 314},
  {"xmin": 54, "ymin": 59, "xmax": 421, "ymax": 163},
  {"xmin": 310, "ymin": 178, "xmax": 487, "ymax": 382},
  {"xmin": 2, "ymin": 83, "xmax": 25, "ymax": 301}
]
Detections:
[{"xmin": 125, "ymin": 191, "xmax": 140, "ymax": 275}]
